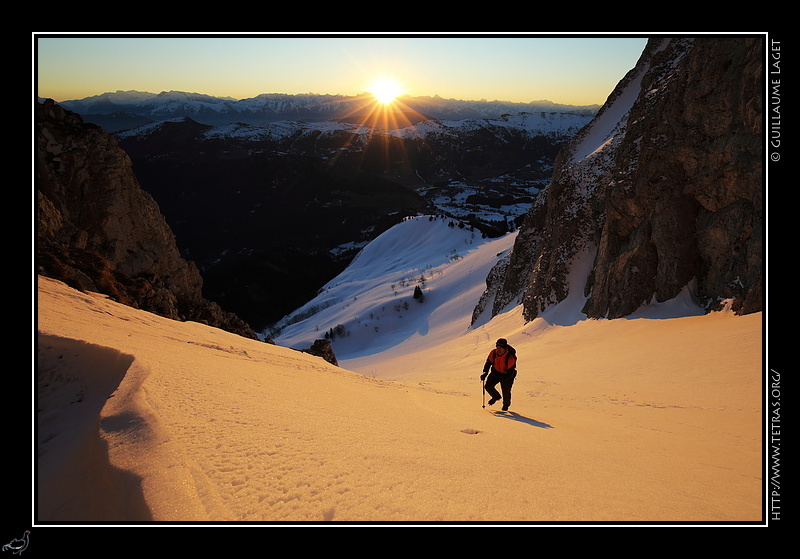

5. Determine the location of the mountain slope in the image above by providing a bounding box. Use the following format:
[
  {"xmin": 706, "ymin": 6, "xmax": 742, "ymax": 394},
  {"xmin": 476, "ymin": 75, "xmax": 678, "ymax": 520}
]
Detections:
[
  {"xmin": 273, "ymin": 215, "xmax": 518, "ymax": 361},
  {"xmin": 37, "ymin": 267, "xmax": 763, "ymax": 523}
]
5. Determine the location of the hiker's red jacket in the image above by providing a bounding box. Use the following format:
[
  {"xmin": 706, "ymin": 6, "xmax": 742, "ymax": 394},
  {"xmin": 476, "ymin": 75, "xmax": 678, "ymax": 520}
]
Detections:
[{"xmin": 483, "ymin": 348, "xmax": 517, "ymax": 374}]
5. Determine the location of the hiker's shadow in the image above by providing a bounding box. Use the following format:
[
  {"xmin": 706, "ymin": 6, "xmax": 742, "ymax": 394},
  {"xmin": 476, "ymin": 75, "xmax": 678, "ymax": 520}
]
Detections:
[{"xmin": 490, "ymin": 411, "xmax": 553, "ymax": 429}]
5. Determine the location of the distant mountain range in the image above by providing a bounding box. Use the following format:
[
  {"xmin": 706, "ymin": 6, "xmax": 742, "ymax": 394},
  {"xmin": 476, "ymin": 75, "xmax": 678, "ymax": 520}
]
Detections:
[{"xmin": 50, "ymin": 90, "xmax": 600, "ymax": 132}]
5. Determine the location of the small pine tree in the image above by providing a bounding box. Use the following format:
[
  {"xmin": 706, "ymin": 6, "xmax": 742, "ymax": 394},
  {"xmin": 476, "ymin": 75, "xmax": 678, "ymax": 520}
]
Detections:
[{"xmin": 413, "ymin": 285, "xmax": 425, "ymax": 303}]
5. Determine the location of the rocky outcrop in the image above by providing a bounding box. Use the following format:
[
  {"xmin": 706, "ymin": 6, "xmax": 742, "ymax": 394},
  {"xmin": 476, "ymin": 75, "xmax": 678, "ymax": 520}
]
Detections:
[
  {"xmin": 299, "ymin": 339, "xmax": 338, "ymax": 366},
  {"xmin": 474, "ymin": 37, "xmax": 763, "ymax": 324},
  {"xmin": 36, "ymin": 99, "xmax": 257, "ymax": 339}
]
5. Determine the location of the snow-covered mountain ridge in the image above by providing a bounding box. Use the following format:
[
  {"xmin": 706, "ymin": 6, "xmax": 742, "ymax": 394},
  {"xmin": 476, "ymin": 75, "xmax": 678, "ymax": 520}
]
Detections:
[
  {"xmin": 271, "ymin": 211, "xmax": 706, "ymax": 370},
  {"xmin": 115, "ymin": 110, "xmax": 591, "ymax": 156},
  {"xmin": 55, "ymin": 89, "xmax": 599, "ymax": 132},
  {"xmin": 273, "ymin": 215, "xmax": 518, "ymax": 361},
  {"xmin": 143, "ymin": 110, "xmax": 592, "ymax": 143}
]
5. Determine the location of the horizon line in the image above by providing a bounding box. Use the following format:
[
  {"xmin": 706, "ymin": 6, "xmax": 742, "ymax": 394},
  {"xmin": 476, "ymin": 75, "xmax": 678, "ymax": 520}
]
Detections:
[{"xmin": 42, "ymin": 89, "xmax": 604, "ymax": 108}]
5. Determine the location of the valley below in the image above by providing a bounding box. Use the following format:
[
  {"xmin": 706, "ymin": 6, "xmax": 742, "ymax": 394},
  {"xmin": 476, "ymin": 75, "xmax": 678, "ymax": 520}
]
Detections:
[{"xmin": 114, "ymin": 111, "xmax": 589, "ymax": 329}]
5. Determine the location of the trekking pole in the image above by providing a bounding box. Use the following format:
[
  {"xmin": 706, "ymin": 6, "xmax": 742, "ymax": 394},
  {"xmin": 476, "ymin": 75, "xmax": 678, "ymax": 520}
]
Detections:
[{"xmin": 481, "ymin": 379, "xmax": 486, "ymax": 408}]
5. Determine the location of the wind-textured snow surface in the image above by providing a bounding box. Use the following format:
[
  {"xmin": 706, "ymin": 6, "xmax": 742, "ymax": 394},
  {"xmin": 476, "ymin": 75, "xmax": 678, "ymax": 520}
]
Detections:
[{"xmin": 36, "ymin": 215, "xmax": 763, "ymax": 525}]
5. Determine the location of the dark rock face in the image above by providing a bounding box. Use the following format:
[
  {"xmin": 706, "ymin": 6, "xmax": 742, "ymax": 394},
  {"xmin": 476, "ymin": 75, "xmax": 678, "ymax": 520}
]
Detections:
[
  {"xmin": 300, "ymin": 339, "xmax": 338, "ymax": 366},
  {"xmin": 115, "ymin": 119, "xmax": 431, "ymax": 329},
  {"xmin": 474, "ymin": 37, "xmax": 763, "ymax": 324},
  {"xmin": 36, "ymin": 99, "xmax": 257, "ymax": 339}
]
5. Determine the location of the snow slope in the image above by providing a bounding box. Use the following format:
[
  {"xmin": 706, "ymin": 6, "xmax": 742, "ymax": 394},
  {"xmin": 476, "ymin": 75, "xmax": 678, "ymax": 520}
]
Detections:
[
  {"xmin": 273, "ymin": 216, "xmax": 516, "ymax": 363},
  {"xmin": 35, "ymin": 215, "xmax": 763, "ymax": 524}
]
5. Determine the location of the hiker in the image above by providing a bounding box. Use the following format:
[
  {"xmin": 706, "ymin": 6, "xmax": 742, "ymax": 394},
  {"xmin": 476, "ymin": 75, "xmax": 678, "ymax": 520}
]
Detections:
[{"xmin": 481, "ymin": 338, "xmax": 518, "ymax": 410}]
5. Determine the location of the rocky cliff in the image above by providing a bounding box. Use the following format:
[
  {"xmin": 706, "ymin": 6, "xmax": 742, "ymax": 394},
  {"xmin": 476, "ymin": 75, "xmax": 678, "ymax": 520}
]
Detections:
[
  {"xmin": 474, "ymin": 37, "xmax": 763, "ymax": 324},
  {"xmin": 36, "ymin": 99, "xmax": 257, "ymax": 339}
]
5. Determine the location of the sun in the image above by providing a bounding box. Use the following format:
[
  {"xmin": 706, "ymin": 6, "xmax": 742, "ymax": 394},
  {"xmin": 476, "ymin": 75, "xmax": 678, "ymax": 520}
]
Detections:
[{"xmin": 368, "ymin": 77, "xmax": 404, "ymax": 105}]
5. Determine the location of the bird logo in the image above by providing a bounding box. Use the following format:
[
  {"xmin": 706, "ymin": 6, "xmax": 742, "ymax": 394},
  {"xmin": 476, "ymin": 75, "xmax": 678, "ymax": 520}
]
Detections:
[{"xmin": 2, "ymin": 531, "xmax": 29, "ymax": 555}]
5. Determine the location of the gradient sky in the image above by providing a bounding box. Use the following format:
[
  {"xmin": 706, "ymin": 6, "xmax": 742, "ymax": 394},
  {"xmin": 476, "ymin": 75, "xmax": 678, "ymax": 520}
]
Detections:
[{"xmin": 35, "ymin": 34, "xmax": 649, "ymax": 106}]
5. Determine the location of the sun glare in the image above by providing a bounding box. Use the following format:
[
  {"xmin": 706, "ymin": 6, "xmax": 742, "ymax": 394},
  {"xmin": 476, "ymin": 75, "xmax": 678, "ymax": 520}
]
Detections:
[{"xmin": 369, "ymin": 77, "xmax": 404, "ymax": 105}]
